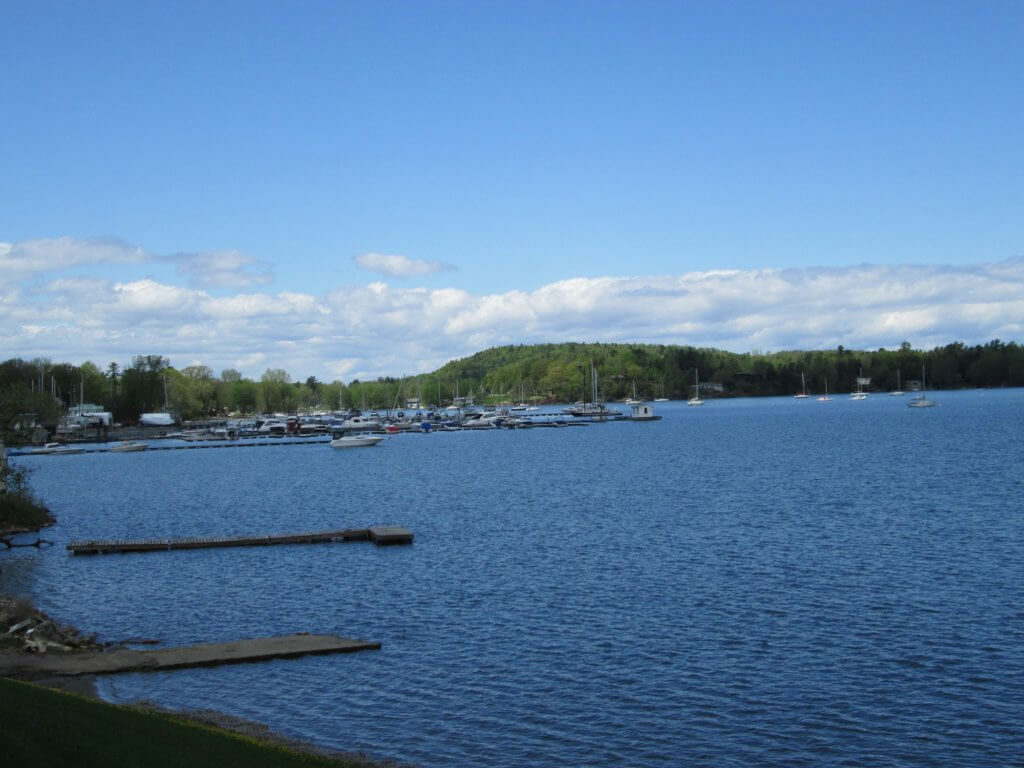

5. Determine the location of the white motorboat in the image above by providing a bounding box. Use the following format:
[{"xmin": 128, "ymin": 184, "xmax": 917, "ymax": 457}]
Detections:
[
  {"xmin": 462, "ymin": 411, "xmax": 506, "ymax": 428},
  {"xmin": 110, "ymin": 441, "xmax": 148, "ymax": 453},
  {"xmin": 256, "ymin": 419, "xmax": 288, "ymax": 436},
  {"xmin": 339, "ymin": 415, "xmax": 382, "ymax": 431},
  {"xmin": 330, "ymin": 434, "xmax": 385, "ymax": 448},
  {"xmin": 29, "ymin": 442, "xmax": 84, "ymax": 455}
]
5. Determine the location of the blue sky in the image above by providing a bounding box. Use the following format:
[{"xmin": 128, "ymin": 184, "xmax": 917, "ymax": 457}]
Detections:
[{"xmin": 2, "ymin": 1, "xmax": 1023, "ymax": 380}]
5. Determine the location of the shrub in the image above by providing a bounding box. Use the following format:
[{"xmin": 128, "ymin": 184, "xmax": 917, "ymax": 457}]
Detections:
[{"xmin": 1, "ymin": 463, "xmax": 54, "ymax": 532}]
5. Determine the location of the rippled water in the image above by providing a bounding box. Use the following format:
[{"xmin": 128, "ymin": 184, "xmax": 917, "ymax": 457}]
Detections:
[{"xmin": 5, "ymin": 390, "xmax": 1024, "ymax": 766}]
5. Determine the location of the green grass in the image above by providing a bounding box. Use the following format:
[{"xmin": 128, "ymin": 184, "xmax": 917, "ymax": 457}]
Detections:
[{"xmin": 0, "ymin": 678, "xmax": 363, "ymax": 767}]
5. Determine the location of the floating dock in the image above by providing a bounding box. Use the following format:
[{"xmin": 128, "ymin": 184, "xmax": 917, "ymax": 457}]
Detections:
[
  {"xmin": 67, "ymin": 526, "xmax": 413, "ymax": 555},
  {"xmin": 0, "ymin": 633, "xmax": 380, "ymax": 679}
]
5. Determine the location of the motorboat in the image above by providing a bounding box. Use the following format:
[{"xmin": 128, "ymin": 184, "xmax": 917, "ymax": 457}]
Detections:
[
  {"xmin": 339, "ymin": 415, "xmax": 382, "ymax": 431},
  {"xmin": 255, "ymin": 419, "xmax": 288, "ymax": 436},
  {"xmin": 110, "ymin": 441, "xmax": 148, "ymax": 453},
  {"xmin": 462, "ymin": 411, "xmax": 506, "ymax": 428},
  {"xmin": 330, "ymin": 434, "xmax": 385, "ymax": 448},
  {"xmin": 29, "ymin": 442, "xmax": 84, "ymax": 455}
]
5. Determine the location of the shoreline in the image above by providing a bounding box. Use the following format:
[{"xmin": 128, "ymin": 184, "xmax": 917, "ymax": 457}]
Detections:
[{"xmin": 0, "ymin": 593, "xmax": 407, "ymax": 767}]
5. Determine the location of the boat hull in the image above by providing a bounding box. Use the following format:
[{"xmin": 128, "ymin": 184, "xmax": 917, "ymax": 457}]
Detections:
[
  {"xmin": 330, "ymin": 435, "xmax": 385, "ymax": 448},
  {"xmin": 110, "ymin": 442, "xmax": 148, "ymax": 452}
]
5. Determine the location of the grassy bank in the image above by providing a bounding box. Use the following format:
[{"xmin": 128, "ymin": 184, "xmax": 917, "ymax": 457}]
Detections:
[{"xmin": 0, "ymin": 678, "xmax": 369, "ymax": 767}]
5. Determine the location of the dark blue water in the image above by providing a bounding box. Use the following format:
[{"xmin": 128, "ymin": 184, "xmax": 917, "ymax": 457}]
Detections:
[{"xmin": 5, "ymin": 390, "xmax": 1024, "ymax": 767}]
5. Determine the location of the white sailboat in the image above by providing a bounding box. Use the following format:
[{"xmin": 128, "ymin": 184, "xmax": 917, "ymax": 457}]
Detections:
[
  {"xmin": 624, "ymin": 379, "xmax": 642, "ymax": 405},
  {"xmin": 794, "ymin": 372, "xmax": 811, "ymax": 398},
  {"xmin": 890, "ymin": 368, "xmax": 905, "ymax": 396},
  {"xmin": 908, "ymin": 366, "xmax": 936, "ymax": 408},
  {"xmin": 654, "ymin": 377, "xmax": 669, "ymax": 402},
  {"xmin": 817, "ymin": 378, "xmax": 832, "ymax": 402},
  {"xmin": 687, "ymin": 369, "xmax": 704, "ymax": 406},
  {"xmin": 850, "ymin": 368, "xmax": 868, "ymax": 400}
]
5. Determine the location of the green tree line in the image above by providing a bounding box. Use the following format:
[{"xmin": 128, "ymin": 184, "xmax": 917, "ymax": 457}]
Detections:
[{"xmin": 2, "ymin": 340, "xmax": 1022, "ymax": 441}]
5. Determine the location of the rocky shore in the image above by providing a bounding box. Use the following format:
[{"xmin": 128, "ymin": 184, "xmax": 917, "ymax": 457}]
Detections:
[{"xmin": 0, "ymin": 594, "xmax": 101, "ymax": 654}]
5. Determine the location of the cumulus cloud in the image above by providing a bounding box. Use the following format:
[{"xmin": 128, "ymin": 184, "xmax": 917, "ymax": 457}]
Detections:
[
  {"xmin": 3, "ymin": 243, "xmax": 1024, "ymax": 381},
  {"xmin": 165, "ymin": 249, "xmax": 274, "ymax": 289},
  {"xmin": 0, "ymin": 236, "xmax": 148, "ymax": 279},
  {"xmin": 353, "ymin": 251, "xmax": 456, "ymax": 278}
]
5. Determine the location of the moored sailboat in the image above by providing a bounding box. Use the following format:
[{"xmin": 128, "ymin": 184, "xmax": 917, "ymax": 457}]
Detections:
[
  {"xmin": 908, "ymin": 366, "xmax": 936, "ymax": 408},
  {"xmin": 794, "ymin": 372, "xmax": 811, "ymax": 398},
  {"xmin": 817, "ymin": 379, "xmax": 832, "ymax": 402},
  {"xmin": 890, "ymin": 368, "xmax": 905, "ymax": 396},
  {"xmin": 687, "ymin": 369, "xmax": 704, "ymax": 406}
]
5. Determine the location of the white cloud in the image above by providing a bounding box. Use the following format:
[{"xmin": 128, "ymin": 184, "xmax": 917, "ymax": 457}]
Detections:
[
  {"xmin": 0, "ymin": 236, "xmax": 148, "ymax": 279},
  {"xmin": 3, "ymin": 238, "xmax": 1024, "ymax": 382},
  {"xmin": 353, "ymin": 251, "xmax": 456, "ymax": 278},
  {"xmin": 165, "ymin": 249, "xmax": 274, "ymax": 289}
]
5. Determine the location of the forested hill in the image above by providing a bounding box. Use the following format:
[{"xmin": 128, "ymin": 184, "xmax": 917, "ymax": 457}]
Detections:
[
  {"xmin": 434, "ymin": 340, "xmax": 1024, "ymax": 402},
  {"xmin": 2, "ymin": 340, "xmax": 1022, "ymax": 432}
]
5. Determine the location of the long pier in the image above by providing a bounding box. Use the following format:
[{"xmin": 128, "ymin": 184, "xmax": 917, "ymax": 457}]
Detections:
[
  {"xmin": 0, "ymin": 634, "xmax": 380, "ymax": 679},
  {"xmin": 67, "ymin": 526, "xmax": 413, "ymax": 555},
  {"xmin": 11, "ymin": 437, "xmax": 332, "ymax": 456}
]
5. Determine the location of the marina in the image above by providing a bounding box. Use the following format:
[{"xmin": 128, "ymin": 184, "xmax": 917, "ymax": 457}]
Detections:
[{"xmin": 5, "ymin": 390, "xmax": 1021, "ymax": 768}]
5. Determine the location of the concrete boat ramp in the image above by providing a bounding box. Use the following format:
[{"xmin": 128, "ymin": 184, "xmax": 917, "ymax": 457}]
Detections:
[{"xmin": 0, "ymin": 633, "xmax": 380, "ymax": 680}]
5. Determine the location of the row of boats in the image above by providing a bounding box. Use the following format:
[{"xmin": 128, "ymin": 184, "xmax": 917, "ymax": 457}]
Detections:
[
  {"xmin": 29, "ymin": 440, "xmax": 148, "ymax": 455},
  {"xmin": 792, "ymin": 367, "xmax": 937, "ymax": 407},
  {"xmin": 25, "ymin": 401, "xmax": 664, "ymax": 455},
  {"xmin": 172, "ymin": 401, "xmax": 662, "ymax": 441}
]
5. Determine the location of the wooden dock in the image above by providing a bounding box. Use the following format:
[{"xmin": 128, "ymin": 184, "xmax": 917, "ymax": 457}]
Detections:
[
  {"xmin": 0, "ymin": 633, "xmax": 380, "ymax": 679},
  {"xmin": 67, "ymin": 526, "xmax": 413, "ymax": 555}
]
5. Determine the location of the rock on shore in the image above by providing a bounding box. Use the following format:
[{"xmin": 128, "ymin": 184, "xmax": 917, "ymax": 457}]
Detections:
[{"xmin": 0, "ymin": 595, "xmax": 100, "ymax": 654}]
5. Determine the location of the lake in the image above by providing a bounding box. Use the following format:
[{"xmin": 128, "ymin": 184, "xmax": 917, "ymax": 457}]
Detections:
[{"xmin": 5, "ymin": 390, "xmax": 1024, "ymax": 767}]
